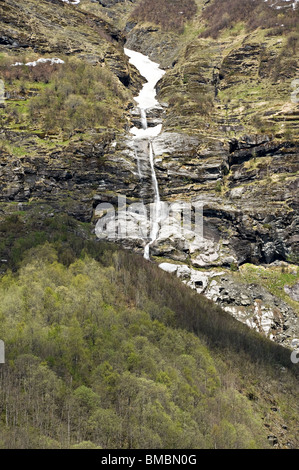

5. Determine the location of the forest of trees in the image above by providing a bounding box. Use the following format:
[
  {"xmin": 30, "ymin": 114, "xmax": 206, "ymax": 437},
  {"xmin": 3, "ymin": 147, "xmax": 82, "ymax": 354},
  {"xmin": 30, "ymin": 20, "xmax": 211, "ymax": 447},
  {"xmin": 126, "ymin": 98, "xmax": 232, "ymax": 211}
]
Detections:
[
  {"xmin": 0, "ymin": 244, "xmax": 268, "ymax": 448},
  {"xmin": 0, "ymin": 212, "xmax": 298, "ymax": 449}
]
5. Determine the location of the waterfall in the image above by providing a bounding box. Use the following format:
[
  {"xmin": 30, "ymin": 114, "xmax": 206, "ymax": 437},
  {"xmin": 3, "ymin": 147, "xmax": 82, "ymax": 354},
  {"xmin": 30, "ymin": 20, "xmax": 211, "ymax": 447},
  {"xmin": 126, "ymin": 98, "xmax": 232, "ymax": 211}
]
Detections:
[
  {"xmin": 124, "ymin": 48, "xmax": 165, "ymax": 260},
  {"xmin": 134, "ymin": 147, "xmax": 143, "ymax": 180},
  {"xmin": 140, "ymin": 108, "xmax": 148, "ymax": 130},
  {"xmin": 149, "ymin": 141, "xmax": 160, "ymax": 208},
  {"xmin": 144, "ymin": 140, "xmax": 162, "ymax": 260}
]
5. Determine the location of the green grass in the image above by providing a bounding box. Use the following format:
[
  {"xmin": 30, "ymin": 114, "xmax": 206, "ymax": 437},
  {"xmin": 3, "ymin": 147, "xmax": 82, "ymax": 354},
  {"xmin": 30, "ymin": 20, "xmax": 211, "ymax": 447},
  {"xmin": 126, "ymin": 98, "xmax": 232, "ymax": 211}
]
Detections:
[
  {"xmin": 220, "ymin": 22, "xmax": 246, "ymax": 38},
  {"xmin": 237, "ymin": 263, "xmax": 299, "ymax": 314},
  {"xmin": 11, "ymin": 146, "xmax": 27, "ymax": 156},
  {"xmin": 0, "ymin": 139, "xmax": 28, "ymax": 157}
]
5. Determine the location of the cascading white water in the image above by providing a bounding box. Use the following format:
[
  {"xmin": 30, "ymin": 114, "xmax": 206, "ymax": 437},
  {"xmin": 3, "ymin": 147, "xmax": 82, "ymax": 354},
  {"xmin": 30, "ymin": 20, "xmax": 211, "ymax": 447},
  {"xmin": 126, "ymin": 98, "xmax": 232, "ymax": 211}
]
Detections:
[
  {"xmin": 134, "ymin": 147, "xmax": 143, "ymax": 180},
  {"xmin": 140, "ymin": 108, "xmax": 148, "ymax": 130},
  {"xmin": 144, "ymin": 141, "xmax": 162, "ymax": 260},
  {"xmin": 124, "ymin": 48, "xmax": 165, "ymax": 259}
]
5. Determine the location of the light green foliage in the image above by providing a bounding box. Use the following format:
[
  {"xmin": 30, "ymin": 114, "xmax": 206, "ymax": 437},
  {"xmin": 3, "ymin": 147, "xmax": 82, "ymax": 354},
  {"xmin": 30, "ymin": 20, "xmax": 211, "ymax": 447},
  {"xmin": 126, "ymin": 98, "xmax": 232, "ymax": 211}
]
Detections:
[
  {"xmin": 0, "ymin": 243, "xmax": 272, "ymax": 449},
  {"xmin": 0, "ymin": 214, "xmax": 297, "ymax": 449}
]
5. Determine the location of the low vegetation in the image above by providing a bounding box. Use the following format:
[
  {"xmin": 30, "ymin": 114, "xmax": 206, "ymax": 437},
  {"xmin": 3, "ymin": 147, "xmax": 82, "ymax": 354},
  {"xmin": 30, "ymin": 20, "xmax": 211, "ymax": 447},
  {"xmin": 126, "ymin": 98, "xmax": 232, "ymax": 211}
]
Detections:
[
  {"xmin": 0, "ymin": 56, "xmax": 131, "ymax": 135},
  {"xmin": 237, "ymin": 264, "xmax": 299, "ymax": 314},
  {"xmin": 131, "ymin": 0, "xmax": 197, "ymax": 33},
  {"xmin": 201, "ymin": 0, "xmax": 299, "ymax": 38}
]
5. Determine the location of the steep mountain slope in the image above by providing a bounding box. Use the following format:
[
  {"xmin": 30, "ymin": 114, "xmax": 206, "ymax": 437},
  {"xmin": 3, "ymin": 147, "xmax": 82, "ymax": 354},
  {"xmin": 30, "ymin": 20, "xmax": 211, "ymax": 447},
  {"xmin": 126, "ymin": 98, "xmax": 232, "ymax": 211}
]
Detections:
[
  {"xmin": 89, "ymin": 0, "xmax": 299, "ymax": 345},
  {"xmin": 0, "ymin": 1, "xmax": 298, "ymax": 448},
  {"xmin": 0, "ymin": 2, "xmax": 298, "ymax": 342},
  {"xmin": 0, "ymin": 213, "xmax": 298, "ymax": 449},
  {"xmin": 0, "ymin": 0, "xmax": 145, "ymax": 220}
]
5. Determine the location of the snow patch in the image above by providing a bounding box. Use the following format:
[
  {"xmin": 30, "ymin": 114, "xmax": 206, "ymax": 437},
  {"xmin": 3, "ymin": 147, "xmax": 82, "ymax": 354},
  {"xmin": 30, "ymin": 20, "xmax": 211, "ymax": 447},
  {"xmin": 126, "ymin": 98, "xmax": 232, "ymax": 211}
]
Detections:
[
  {"xmin": 264, "ymin": 0, "xmax": 299, "ymax": 10},
  {"xmin": 124, "ymin": 48, "xmax": 165, "ymax": 139},
  {"xmin": 61, "ymin": 0, "xmax": 81, "ymax": 4},
  {"xmin": 11, "ymin": 58, "xmax": 65, "ymax": 67}
]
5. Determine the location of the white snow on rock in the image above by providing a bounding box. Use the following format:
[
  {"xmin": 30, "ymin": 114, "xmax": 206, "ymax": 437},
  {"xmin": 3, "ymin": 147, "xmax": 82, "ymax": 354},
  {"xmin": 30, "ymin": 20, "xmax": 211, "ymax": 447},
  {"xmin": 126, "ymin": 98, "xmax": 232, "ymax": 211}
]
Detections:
[
  {"xmin": 159, "ymin": 263, "xmax": 179, "ymax": 274},
  {"xmin": 61, "ymin": 0, "xmax": 81, "ymax": 4},
  {"xmin": 264, "ymin": 0, "xmax": 299, "ymax": 10},
  {"xmin": 124, "ymin": 48, "xmax": 165, "ymax": 110},
  {"xmin": 124, "ymin": 48, "xmax": 165, "ymax": 139},
  {"xmin": 11, "ymin": 58, "xmax": 65, "ymax": 67}
]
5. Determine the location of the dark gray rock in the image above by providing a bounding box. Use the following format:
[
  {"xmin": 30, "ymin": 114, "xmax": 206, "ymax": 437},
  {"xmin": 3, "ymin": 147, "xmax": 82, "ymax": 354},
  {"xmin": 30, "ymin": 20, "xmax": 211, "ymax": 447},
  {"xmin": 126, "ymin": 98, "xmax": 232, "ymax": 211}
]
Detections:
[{"xmin": 284, "ymin": 283, "xmax": 299, "ymax": 302}]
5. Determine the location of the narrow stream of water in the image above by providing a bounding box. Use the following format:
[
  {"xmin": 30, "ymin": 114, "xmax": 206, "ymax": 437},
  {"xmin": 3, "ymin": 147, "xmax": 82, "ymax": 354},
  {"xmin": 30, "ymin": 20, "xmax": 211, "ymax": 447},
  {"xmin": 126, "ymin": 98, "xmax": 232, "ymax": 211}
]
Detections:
[{"xmin": 124, "ymin": 48, "xmax": 165, "ymax": 260}]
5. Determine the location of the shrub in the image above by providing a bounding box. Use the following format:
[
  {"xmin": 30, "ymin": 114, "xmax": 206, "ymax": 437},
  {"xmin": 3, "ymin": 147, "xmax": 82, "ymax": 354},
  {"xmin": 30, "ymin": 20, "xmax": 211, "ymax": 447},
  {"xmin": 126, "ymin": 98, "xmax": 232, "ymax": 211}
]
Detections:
[
  {"xmin": 27, "ymin": 59, "xmax": 129, "ymax": 133},
  {"xmin": 0, "ymin": 58, "xmax": 59, "ymax": 84},
  {"xmin": 286, "ymin": 32, "xmax": 299, "ymax": 55},
  {"xmin": 200, "ymin": 0, "xmax": 299, "ymax": 38},
  {"xmin": 131, "ymin": 0, "xmax": 197, "ymax": 33}
]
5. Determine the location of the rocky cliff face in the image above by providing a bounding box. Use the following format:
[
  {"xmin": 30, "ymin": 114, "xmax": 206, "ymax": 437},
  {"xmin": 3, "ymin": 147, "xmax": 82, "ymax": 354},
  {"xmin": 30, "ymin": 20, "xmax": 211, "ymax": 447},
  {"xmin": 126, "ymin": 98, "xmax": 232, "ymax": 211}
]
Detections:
[
  {"xmin": 0, "ymin": 0, "xmax": 298, "ymax": 346},
  {"xmin": 0, "ymin": 0, "xmax": 143, "ymax": 215},
  {"xmin": 93, "ymin": 0, "xmax": 299, "ymax": 346}
]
